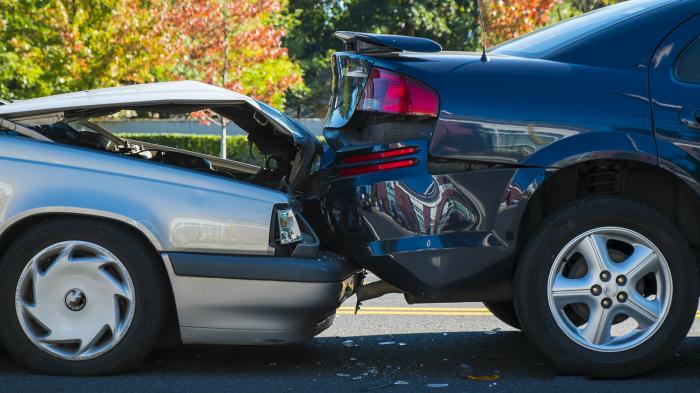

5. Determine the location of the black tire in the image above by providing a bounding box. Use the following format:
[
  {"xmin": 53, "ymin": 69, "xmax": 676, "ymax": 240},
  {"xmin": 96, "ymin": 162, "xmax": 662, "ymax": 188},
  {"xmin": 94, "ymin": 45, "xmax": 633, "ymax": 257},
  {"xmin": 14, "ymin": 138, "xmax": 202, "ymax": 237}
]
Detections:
[
  {"xmin": 484, "ymin": 301, "xmax": 521, "ymax": 330},
  {"xmin": 0, "ymin": 217, "xmax": 169, "ymax": 375},
  {"xmin": 514, "ymin": 197, "xmax": 699, "ymax": 378}
]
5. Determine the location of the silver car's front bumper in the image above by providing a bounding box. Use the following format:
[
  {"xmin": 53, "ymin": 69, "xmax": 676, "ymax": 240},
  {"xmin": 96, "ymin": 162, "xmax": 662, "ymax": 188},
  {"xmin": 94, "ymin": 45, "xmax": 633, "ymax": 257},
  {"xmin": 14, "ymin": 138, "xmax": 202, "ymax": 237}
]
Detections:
[{"xmin": 162, "ymin": 253, "xmax": 361, "ymax": 345}]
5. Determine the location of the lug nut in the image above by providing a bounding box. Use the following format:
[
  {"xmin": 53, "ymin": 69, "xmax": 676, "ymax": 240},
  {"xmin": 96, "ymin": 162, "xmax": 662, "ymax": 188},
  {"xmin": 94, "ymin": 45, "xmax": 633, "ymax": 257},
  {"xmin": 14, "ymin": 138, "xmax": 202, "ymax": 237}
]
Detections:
[
  {"xmin": 616, "ymin": 275, "xmax": 627, "ymax": 285},
  {"xmin": 617, "ymin": 292, "xmax": 627, "ymax": 303},
  {"xmin": 601, "ymin": 297, "xmax": 612, "ymax": 309},
  {"xmin": 600, "ymin": 271, "xmax": 611, "ymax": 282},
  {"xmin": 590, "ymin": 284, "xmax": 602, "ymax": 296}
]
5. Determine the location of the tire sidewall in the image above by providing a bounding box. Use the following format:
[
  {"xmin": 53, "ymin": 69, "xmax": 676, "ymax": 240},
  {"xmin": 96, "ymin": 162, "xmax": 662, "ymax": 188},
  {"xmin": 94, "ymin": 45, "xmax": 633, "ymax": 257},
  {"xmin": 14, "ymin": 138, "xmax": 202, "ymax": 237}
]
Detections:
[
  {"xmin": 515, "ymin": 198, "xmax": 699, "ymax": 376},
  {"xmin": 0, "ymin": 218, "xmax": 166, "ymax": 375}
]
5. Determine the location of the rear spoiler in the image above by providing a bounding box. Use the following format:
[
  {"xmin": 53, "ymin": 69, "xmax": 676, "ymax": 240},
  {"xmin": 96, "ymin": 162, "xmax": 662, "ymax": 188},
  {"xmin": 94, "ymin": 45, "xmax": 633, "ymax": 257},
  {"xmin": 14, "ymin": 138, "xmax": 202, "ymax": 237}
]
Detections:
[{"xmin": 335, "ymin": 31, "xmax": 442, "ymax": 54}]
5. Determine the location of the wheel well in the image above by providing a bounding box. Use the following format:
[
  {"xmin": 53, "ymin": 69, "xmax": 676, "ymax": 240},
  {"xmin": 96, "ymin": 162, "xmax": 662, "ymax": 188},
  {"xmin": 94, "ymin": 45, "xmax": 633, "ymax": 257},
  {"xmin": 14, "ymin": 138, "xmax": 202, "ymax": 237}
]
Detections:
[
  {"xmin": 519, "ymin": 160, "xmax": 700, "ymax": 262},
  {"xmin": 0, "ymin": 213, "xmax": 181, "ymax": 346}
]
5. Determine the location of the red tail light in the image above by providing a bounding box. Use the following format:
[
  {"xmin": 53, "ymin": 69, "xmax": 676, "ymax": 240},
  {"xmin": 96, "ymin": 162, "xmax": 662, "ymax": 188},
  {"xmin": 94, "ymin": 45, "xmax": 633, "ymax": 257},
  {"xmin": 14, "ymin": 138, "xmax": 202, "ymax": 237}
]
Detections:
[
  {"xmin": 341, "ymin": 146, "xmax": 418, "ymax": 164},
  {"xmin": 357, "ymin": 68, "xmax": 439, "ymax": 117},
  {"xmin": 337, "ymin": 159, "xmax": 417, "ymax": 177}
]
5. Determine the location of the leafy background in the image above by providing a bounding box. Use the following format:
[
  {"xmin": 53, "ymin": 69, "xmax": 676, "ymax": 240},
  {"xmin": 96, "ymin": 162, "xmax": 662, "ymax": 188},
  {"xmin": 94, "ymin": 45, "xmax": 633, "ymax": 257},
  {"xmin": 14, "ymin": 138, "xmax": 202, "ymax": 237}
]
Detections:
[
  {"xmin": 1, "ymin": 0, "xmax": 622, "ymax": 112},
  {"xmin": 0, "ymin": 0, "xmax": 622, "ymax": 159}
]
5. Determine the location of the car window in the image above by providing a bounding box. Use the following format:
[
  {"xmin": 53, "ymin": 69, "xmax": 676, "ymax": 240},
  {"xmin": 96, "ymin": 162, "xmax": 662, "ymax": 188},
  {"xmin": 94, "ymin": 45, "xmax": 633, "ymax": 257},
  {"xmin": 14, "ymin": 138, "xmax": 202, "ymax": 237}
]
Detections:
[
  {"xmin": 490, "ymin": 0, "xmax": 675, "ymax": 58},
  {"xmin": 676, "ymin": 37, "xmax": 700, "ymax": 83}
]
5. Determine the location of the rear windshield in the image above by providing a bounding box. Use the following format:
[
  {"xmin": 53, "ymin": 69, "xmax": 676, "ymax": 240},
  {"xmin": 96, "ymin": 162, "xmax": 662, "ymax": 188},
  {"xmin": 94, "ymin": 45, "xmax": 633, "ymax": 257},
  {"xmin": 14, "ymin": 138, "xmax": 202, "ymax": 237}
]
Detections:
[{"xmin": 490, "ymin": 0, "xmax": 675, "ymax": 58}]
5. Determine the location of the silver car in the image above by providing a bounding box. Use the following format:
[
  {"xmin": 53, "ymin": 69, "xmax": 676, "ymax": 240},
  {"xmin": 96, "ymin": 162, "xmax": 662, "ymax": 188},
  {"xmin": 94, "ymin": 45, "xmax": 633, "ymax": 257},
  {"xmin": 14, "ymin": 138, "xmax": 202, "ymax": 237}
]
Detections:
[{"xmin": 0, "ymin": 81, "xmax": 361, "ymax": 375}]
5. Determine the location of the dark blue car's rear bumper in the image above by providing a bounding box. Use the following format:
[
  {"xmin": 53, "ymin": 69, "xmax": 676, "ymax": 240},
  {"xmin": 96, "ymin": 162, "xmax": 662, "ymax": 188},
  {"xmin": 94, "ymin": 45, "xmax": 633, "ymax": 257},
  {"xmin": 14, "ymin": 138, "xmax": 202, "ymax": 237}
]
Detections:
[{"xmin": 313, "ymin": 139, "xmax": 546, "ymax": 301}]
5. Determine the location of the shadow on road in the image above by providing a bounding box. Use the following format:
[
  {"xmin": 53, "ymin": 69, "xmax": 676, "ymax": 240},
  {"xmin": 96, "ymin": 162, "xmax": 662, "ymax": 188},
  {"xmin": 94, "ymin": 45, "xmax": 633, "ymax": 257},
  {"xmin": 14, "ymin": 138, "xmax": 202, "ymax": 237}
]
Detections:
[{"xmin": 0, "ymin": 332, "xmax": 699, "ymax": 392}]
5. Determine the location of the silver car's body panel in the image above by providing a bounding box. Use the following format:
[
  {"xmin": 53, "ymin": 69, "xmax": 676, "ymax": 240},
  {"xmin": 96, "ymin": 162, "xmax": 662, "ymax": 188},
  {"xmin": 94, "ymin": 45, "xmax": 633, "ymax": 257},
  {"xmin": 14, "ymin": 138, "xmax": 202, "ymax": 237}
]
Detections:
[
  {"xmin": 0, "ymin": 136, "xmax": 283, "ymax": 255},
  {"xmin": 0, "ymin": 81, "xmax": 257, "ymax": 119},
  {"xmin": 162, "ymin": 255, "xmax": 342, "ymax": 344},
  {"xmin": 0, "ymin": 81, "xmax": 357, "ymax": 346}
]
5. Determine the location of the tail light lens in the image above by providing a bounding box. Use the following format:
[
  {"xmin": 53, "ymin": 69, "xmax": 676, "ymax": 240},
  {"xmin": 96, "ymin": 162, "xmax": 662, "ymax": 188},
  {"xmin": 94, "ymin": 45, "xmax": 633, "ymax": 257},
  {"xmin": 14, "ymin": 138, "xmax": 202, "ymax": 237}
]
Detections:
[
  {"xmin": 341, "ymin": 146, "xmax": 418, "ymax": 165},
  {"xmin": 337, "ymin": 159, "xmax": 417, "ymax": 177},
  {"xmin": 357, "ymin": 68, "xmax": 439, "ymax": 117},
  {"xmin": 337, "ymin": 145, "xmax": 419, "ymax": 177}
]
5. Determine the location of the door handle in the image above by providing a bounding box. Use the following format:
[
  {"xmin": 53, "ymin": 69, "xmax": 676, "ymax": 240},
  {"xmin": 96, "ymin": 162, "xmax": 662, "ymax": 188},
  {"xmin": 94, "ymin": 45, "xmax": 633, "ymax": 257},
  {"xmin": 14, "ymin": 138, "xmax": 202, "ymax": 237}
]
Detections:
[{"xmin": 680, "ymin": 107, "xmax": 700, "ymax": 130}]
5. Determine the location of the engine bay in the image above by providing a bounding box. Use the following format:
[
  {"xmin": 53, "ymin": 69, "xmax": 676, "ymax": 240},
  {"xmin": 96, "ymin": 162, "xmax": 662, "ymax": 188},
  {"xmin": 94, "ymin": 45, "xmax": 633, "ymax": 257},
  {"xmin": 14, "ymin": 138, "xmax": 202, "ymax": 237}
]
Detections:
[{"xmin": 1, "ymin": 102, "xmax": 313, "ymax": 192}]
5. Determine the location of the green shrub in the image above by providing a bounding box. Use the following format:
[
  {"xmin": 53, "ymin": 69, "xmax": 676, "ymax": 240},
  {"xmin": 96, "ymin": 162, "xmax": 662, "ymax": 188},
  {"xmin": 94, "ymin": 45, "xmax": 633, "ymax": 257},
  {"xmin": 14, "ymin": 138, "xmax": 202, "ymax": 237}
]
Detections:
[{"xmin": 118, "ymin": 133, "xmax": 263, "ymax": 165}]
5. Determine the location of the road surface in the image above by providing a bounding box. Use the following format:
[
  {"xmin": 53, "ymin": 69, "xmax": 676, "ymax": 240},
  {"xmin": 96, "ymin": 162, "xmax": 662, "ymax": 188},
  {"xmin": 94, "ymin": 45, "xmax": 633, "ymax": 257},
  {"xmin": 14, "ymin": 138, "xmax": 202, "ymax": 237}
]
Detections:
[{"xmin": 0, "ymin": 280, "xmax": 699, "ymax": 392}]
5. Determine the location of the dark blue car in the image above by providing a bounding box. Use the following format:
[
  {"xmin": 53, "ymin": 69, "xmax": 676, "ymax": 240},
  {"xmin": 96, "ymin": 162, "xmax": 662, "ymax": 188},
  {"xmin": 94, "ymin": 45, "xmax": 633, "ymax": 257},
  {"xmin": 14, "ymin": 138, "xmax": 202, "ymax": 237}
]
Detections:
[{"xmin": 309, "ymin": 0, "xmax": 700, "ymax": 378}]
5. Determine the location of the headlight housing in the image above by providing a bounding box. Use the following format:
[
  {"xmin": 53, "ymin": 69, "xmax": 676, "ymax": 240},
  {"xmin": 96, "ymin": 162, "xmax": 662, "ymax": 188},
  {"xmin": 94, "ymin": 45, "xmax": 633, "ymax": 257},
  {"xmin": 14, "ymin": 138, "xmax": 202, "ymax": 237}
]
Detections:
[{"xmin": 276, "ymin": 207, "xmax": 302, "ymax": 245}]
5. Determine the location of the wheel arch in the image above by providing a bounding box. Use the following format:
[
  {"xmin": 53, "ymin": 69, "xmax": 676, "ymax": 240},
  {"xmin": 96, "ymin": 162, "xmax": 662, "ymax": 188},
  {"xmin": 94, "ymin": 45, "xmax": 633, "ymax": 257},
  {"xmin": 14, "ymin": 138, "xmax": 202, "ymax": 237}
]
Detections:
[
  {"xmin": 0, "ymin": 211, "xmax": 181, "ymax": 347},
  {"xmin": 516, "ymin": 158, "xmax": 700, "ymax": 266}
]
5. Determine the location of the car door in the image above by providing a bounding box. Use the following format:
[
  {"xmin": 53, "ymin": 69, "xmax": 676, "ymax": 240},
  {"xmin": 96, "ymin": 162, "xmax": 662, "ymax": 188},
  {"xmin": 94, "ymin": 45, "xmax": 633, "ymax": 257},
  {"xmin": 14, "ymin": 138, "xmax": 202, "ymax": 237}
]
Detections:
[{"xmin": 651, "ymin": 13, "xmax": 700, "ymax": 181}]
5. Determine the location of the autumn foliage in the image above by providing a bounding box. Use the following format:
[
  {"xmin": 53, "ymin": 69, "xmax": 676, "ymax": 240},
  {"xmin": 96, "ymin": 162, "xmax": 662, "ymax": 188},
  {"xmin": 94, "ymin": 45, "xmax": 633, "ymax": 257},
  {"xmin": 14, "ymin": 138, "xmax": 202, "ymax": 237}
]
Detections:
[
  {"xmin": 481, "ymin": 0, "xmax": 561, "ymax": 45},
  {"xmin": 163, "ymin": 0, "xmax": 303, "ymax": 108},
  {"xmin": 0, "ymin": 0, "xmax": 302, "ymax": 109}
]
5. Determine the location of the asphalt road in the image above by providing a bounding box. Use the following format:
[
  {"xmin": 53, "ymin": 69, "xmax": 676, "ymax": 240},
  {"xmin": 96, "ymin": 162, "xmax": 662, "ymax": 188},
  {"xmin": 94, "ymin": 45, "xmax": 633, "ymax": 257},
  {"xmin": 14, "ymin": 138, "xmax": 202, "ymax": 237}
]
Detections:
[{"xmin": 2, "ymin": 283, "xmax": 700, "ymax": 392}]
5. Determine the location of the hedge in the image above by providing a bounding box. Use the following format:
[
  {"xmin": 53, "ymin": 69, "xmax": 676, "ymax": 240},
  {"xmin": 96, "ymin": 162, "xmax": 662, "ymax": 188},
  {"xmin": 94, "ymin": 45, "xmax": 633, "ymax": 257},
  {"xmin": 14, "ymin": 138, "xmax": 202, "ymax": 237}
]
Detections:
[{"xmin": 118, "ymin": 133, "xmax": 264, "ymax": 165}]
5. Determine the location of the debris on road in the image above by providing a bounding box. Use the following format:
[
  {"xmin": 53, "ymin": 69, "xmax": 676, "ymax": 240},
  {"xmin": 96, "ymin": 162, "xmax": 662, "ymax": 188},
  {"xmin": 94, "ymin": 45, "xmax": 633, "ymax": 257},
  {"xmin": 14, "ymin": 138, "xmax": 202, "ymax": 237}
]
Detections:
[
  {"xmin": 457, "ymin": 364, "xmax": 473, "ymax": 378},
  {"xmin": 426, "ymin": 383, "xmax": 449, "ymax": 388},
  {"xmin": 378, "ymin": 341, "xmax": 396, "ymax": 346},
  {"xmin": 342, "ymin": 339, "xmax": 356, "ymax": 348},
  {"xmin": 457, "ymin": 363, "xmax": 500, "ymax": 381},
  {"xmin": 484, "ymin": 327, "xmax": 502, "ymax": 335},
  {"xmin": 467, "ymin": 373, "xmax": 500, "ymax": 381},
  {"xmin": 360, "ymin": 382, "xmax": 395, "ymax": 392}
]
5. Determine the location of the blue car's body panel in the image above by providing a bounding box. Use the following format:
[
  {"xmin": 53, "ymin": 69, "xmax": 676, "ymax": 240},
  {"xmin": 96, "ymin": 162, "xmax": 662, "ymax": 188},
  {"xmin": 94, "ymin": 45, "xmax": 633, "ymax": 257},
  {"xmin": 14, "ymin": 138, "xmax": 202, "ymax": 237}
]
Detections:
[
  {"xmin": 651, "ymin": 13, "xmax": 700, "ymax": 194},
  {"xmin": 318, "ymin": 0, "xmax": 700, "ymax": 300}
]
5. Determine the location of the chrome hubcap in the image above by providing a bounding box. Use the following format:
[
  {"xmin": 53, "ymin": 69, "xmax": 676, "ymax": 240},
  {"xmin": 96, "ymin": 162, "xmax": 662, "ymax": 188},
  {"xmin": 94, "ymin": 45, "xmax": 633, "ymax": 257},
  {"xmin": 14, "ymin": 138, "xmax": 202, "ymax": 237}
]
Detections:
[
  {"xmin": 15, "ymin": 241, "xmax": 135, "ymax": 360},
  {"xmin": 547, "ymin": 227, "xmax": 672, "ymax": 352}
]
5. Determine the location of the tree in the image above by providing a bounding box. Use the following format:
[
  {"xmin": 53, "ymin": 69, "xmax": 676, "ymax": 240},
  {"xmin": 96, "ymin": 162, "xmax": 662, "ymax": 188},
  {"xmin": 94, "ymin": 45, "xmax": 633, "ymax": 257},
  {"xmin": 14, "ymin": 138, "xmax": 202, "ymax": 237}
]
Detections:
[
  {"xmin": 157, "ymin": 0, "xmax": 303, "ymax": 109},
  {"xmin": 480, "ymin": 0, "xmax": 560, "ymax": 45},
  {"xmin": 0, "ymin": 0, "xmax": 304, "ymax": 110},
  {"xmin": 285, "ymin": 0, "xmax": 480, "ymax": 116},
  {"xmin": 0, "ymin": 0, "xmax": 168, "ymax": 100}
]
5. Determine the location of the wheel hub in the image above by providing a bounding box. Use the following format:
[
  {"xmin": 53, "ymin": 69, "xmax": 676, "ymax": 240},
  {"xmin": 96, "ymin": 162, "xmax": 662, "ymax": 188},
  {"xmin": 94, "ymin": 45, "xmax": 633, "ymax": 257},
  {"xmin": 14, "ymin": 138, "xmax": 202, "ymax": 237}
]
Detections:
[
  {"xmin": 547, "ymin": 227, "xmax": 672, "ymax": 352},
  {"xmin": 64, "ymin": 288, "xmax": 87, "ymax": 312},
  {"xmin": 15, "ymin": 241, "xmax": 136, "ymax": 360}
]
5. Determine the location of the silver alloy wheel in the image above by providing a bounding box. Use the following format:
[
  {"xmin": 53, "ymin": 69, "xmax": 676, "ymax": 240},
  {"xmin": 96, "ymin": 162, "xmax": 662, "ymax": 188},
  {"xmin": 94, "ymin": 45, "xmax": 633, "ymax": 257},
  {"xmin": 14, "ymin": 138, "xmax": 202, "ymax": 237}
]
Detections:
[
  {"xmin": 547, "ymin": 227, "xmax": 672, "ymax": 352},
  {"xmin": 14, "ymin": 241, "xmax": 135, "ymax": 360}
]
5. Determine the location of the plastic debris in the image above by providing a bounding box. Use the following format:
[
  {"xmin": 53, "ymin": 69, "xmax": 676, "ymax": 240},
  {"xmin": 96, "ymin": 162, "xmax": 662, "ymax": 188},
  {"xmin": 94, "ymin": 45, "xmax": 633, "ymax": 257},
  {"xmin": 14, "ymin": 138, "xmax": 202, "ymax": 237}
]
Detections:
[
  {"xmin": 378, "ymin": 341, "xmax": 396, "ymax": 345},
  {"xmin": 489, "ymin": 382, "xmax": 498, "ymax": 388},
  {"xmin": 360, "ymin": 382, "xmax": 395, "ymax": 392},
  {"xmin": 398, "ymin": 342, "xmax": 407, "ymax": 346},
  {"xmin": 484, "ymin": 327, "xmax": 502, "ymax": 335},
  {"xmin": 426, "ymin": 383, "xmax": 449, "ymax": 388},
  {"xmin": 394, "ymin": 381, "xmax": 409, "ymax": 385},
  {"xmin": 457, "ymin": 364, "xmax": 473, "ymax": 378},
  {"xmin": 467, "ymin": 373, "xmax": 500, "ymax": 381},
  {"xmin": 342, "ymin": 339, "xmax": 356, "ymax": 348}
]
